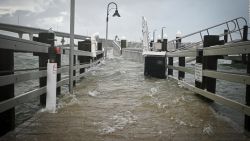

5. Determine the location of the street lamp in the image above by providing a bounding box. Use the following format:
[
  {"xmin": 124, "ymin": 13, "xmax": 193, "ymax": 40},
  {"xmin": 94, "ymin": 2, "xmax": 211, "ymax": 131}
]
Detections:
[
  {"xmin": 153, "ymin": 29, "xmax": 157, "ymax": 42},
  {"xmin": 161, "ymin": 27, "xmax": 166, "ymax": 41},
  {"xmin": 106, "ymin": 2, "xmax": 121, "ymax": 40}
]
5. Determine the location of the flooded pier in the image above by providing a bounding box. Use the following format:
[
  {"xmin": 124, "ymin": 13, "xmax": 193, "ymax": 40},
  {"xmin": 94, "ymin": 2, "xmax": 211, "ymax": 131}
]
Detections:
[{"xmin": 2, "ymin": 55, "xmax": 248, "ymax": 141}]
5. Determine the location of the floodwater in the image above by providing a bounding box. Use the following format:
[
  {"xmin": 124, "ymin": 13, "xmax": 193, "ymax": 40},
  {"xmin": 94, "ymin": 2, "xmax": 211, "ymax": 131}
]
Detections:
[{"xmin": 3, "ymin": 51, "xmax": 248, "ymax": 140}]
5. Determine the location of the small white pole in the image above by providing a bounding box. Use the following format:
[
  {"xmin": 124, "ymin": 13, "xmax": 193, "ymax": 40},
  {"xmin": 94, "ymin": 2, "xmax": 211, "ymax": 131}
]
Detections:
[{"xmin": 46, "ymin": 62, "xmax": 57, "ymax": 113}]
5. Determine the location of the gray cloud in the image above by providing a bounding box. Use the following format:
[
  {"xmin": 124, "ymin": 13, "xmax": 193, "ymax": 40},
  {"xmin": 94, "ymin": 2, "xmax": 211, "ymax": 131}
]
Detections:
[{"xmin": 0, "ymin": 0, "xmax": 248, "ymax": 42}]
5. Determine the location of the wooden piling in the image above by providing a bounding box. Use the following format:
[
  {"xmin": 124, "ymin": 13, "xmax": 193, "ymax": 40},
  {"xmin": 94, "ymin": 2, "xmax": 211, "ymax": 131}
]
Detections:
[
  {"xmin": 97, "ymin": 42, "xmax": 103, "ymax": 59},
  {"xmin": 203, "ymin": 35, "xmax": 220, "ymax": 101},
  {"xmin": 224, "ymin": 29, "xmax": 228, "ymax": 43},
  {"xmin": 245, "ymin": 25, "xmax": 250, "ymax": 130},
  {"xmin": 178, "ymin": 57, "xmax": 185, "ymax": 80},
  {"xmin": 121, "ymin": 40, "xmax": 126, "ymax": 54},
  {"xmin": 78, "ymin": 40, "xmax": 91, "ymax": 74},
  {"xmin": 177, "ymin": 37, "xmax": 185, "ymax": 80},
  {"xmin": 168, "ymin": 57, "xmax": 173, "ymax": 76},
  {"xmin": 56, "ymin": 53, "xmax": 61, "ymax": 96},
  {"xmin": 195, "ymin": 49, "xmax": 204, "ymax": 89},
  {"xmin": 0, "ymin": 49, "xmax": 15, "ymax": 136},
  {"xmin": 242, "ymin": 25, "xmax": 248, "ymax": 64},
  {"xmin": 35, "ymin": 33, "xmax": 55, "ymax": 106},
  {"xmin": 162, "ymin": 39, "xmax": 168, "ymax": 51},
  {"xmin": 73, "ymin": 55, "xmax": 76, "ymax": 86}
]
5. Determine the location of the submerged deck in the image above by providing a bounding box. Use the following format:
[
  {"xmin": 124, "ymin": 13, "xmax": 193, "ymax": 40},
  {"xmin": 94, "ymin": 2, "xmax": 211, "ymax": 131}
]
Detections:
[{"xmin": 1, "ymin": 56, "xmax": 249, "ymax": 141}]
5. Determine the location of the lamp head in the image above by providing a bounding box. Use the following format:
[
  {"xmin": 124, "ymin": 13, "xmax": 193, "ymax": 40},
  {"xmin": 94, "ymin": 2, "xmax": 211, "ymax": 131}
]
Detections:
[{"xmin": 113, "ymin": 9, "xmax": 120, "ymax": 17}]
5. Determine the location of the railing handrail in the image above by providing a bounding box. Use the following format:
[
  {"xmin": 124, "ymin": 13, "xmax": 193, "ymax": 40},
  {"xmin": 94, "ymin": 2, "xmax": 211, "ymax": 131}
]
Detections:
[
  {"xmin": 0, "ymin": 22, "xmax": 90, "ymax": 40},
  {"xmin": 167, "ymin": 17, "xmax": 247, "ymax": 47},
  {"xmin": 165, "ymin": 40, "xmax": 250, "ymax": 129}
]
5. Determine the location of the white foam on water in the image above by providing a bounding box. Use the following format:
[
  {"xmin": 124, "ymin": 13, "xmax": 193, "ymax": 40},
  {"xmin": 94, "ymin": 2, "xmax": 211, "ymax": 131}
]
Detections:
[
  {"xmin": 177, "ymin": 81, "xmax": 184, "ymax": 88},
  {"xmin": 95, "ymin": 111, "xmax": 137, "ymax": 135},
  {"xmin": 88, "ymin": 90, "xmax": 100, "ymax": 97},
  {"xmin": 150, "ymin": 87, "xmax": 158, "ymax": 94},
  {"xmin": 38, "ymin": 108, "xmax": 57, "ymax": 113},
  {"xmin": 202, "ymin": 124, "xmax": 214, "ymax": 136},
  {"xmin": 172, "ymin": 96, "xmax": 186, "ymax": 104},
  {"xmin": 53, "ymin": 93, "xmax": 80, "ymax": 111}
]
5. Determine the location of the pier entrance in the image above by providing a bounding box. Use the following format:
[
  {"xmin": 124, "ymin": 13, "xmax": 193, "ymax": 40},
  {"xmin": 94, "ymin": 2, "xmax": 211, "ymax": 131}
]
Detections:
[{"xmin": 2, "ymin": 54, "xmax": 248, "ymax": 141}]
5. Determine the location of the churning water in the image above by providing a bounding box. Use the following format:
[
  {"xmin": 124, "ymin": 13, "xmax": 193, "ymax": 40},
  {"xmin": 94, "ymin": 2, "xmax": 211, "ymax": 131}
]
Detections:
[{"xmin": 14, "ymin": 50, "xmax": 246, "ymax": 134}]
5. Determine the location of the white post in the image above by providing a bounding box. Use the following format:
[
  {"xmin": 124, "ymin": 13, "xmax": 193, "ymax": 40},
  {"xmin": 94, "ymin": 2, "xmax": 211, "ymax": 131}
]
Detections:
[
  {"xmin": 29, "ymin": 33, "xmax": 33, "ymax": 41},
  {"xmin": 69, "ymin": 0, "xmax": 75, "ymax": 94},
  {"xmin": 91, "ymin": 33, "xmax": 98, "ymax": 58},
  {"xmin": 46, "ymin": 62, "xmax": 57, "ymax": 113}
]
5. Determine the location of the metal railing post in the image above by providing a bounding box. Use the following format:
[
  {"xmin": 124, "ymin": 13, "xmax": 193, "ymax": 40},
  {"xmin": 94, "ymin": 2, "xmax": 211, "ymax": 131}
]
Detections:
[{"xmin": 69, "ymin": 0, "xmax": 75, "ymax": 94}]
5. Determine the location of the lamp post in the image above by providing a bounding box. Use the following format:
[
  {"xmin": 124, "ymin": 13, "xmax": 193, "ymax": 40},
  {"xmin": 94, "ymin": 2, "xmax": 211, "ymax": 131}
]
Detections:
[
  {"xmin": 153, "ymin": 29, "xmax": 157, "ymax": 42},
  {"xmin": 106, "ymin": 2, "xmax": 121, "ymax": 40},
  {"xmin": 161, "ymin": 27, "xmax": 166, "ymax": 42}
]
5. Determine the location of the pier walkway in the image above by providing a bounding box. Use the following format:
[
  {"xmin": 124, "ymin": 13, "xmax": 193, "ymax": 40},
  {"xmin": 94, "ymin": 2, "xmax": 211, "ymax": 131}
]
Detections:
[{"xmin": 1, "ymin": 56, "xmax": 248, "ymax": 141}]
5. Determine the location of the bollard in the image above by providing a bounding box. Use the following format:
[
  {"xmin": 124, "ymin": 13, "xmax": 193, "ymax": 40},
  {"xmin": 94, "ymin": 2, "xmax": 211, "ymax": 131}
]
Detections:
[
  {"xmin": 46, "ymin": 52, "xmax": 57, "ymax": 113},
  {"xmin": 78, "ymin": 39, "xmax": 91, "ymax": 74},
  {"xmin": 0, "ymin": 49, "xmax": 15, "ymax": 136},
  {"xmin": 203, "ymin": 35, "xmax": 220, "ymax": 102},
  {"xmin": 245, "ymin": 53, "xmax": 250, "ymax": 131}
]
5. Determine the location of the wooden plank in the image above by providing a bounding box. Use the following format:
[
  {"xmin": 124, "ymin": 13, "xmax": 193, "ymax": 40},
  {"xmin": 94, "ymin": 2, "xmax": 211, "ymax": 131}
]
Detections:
[
  {"xmin": 96, "ymin": 51, "xmax": 104, "ymax": 55},
  {"xmin": 167, "ymin": 65, "xmax": 195, "ymax": 74},
  {"xmin": 74, "ymin": 50, "xmax": 93, "ymax": 57},
  {"xmin": 0, "ymin": 66, "xmax": 71, "ymax": 87},
  {"xmin": 0, "ymin": 87, "xmax": 46, "ymax": 113},
  {"xmin": 0, "ymin": 78, "xmax": 69, "ymax": 113},
  {"xmin": 203, "ymin": 70, "xmax": 250, "ymax": 85},
  {"xmin": 0, "ymin": 22, "xmax": 90, "ymax": 40},
  {"xmin": 0, "ymin": 70, "xmax": 47, "ymax": 86},
  {"xmin": 58, "ymin": 66, "xmax": 69, "ymax": 73},
  {"xmin": 57, "ymin": 78, "xmax": 69, "ymax": 87},
  {"xmin": 166, "ymin": 49, "xmax": 197, "ymax": 57},
  {"xmin": 179, "ymin": 81, "xmax": 250, "ymax": 116},
  {"xmin": 203, "ymin": 41, "xmax": 250, "ymax": 56},
  {"xmin": 0, "ymin": 34, "xmax": 49, "ymax": 53}
]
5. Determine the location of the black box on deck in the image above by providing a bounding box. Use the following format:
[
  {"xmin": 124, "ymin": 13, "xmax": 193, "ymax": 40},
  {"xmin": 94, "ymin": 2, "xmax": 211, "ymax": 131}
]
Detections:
[{"xmin": 144, "ymin": 56, "xmax": 166, "ymax": 79}]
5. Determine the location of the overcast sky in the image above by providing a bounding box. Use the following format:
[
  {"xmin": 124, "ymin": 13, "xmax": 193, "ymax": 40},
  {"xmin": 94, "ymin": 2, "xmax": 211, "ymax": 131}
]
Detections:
[{"xmin": 0, "ymin": 0, "xmax": 248, "ymax": 42}]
